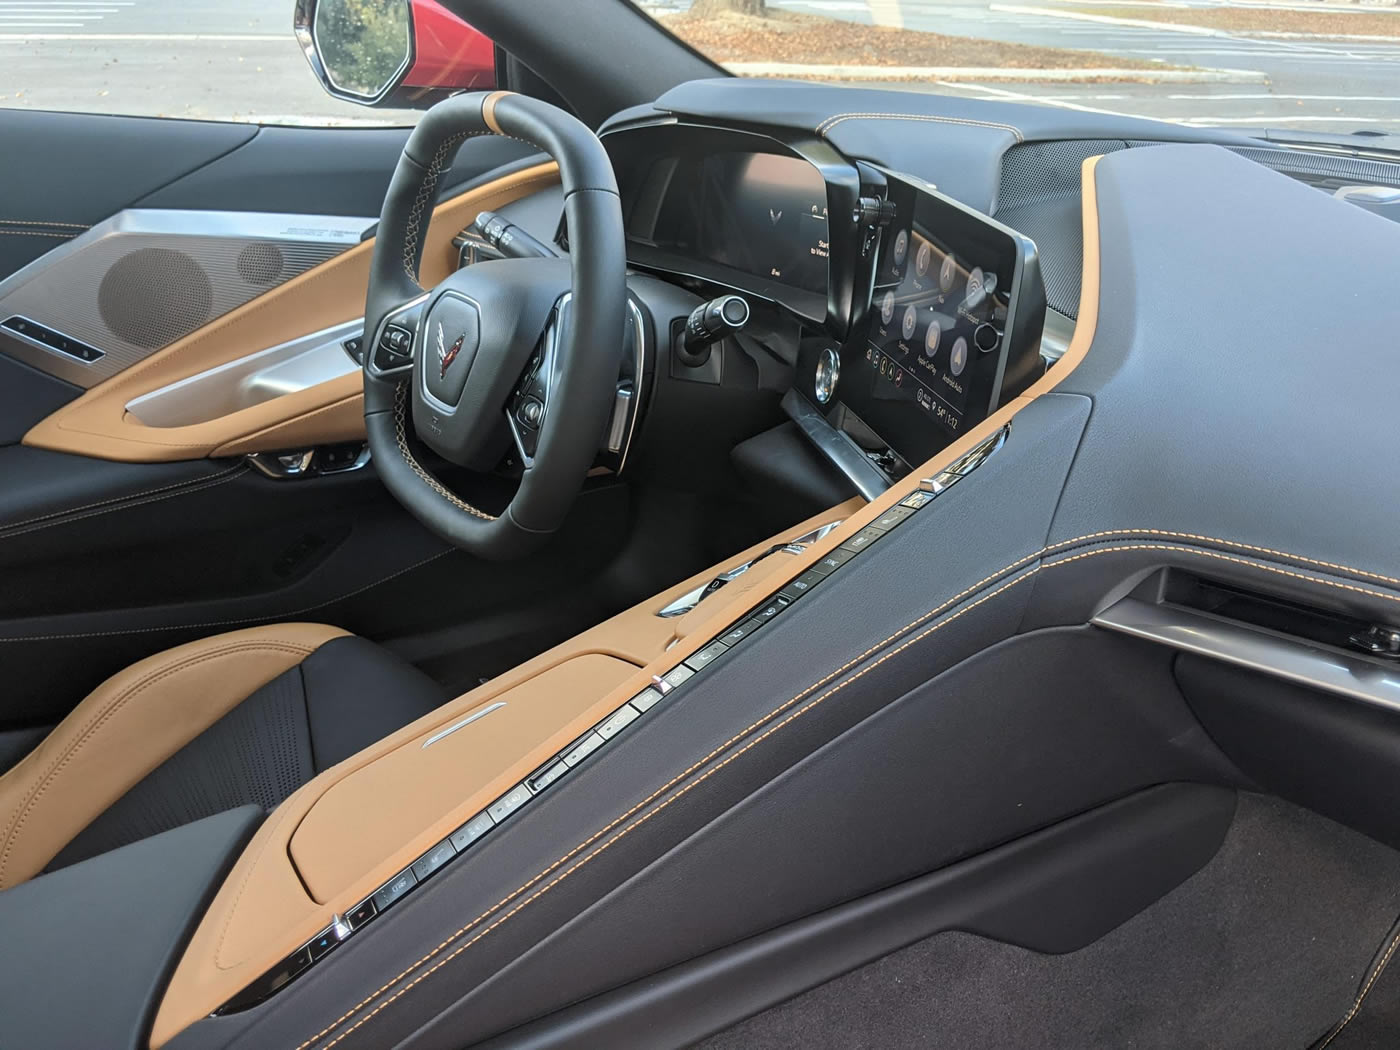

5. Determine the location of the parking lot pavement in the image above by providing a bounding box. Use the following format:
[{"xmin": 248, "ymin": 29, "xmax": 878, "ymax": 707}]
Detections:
[{"xmin": 1, "ymin": 0, "xmax": 1397, "ymax": 133}]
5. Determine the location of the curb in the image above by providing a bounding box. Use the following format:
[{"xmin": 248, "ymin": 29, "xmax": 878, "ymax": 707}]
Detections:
[{"xmin": 725, "ymin": 62, "xmax": 1270, "ymax": 83}]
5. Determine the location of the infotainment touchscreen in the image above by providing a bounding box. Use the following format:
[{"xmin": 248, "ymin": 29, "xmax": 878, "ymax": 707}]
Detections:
[{"xmin": 828, "ymin": 174, "xmax": 1045, "ymax": 467}]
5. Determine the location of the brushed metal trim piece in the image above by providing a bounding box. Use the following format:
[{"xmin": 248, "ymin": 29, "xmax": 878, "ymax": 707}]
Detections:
[
  {"xmin": 124, "ymin": 319, "xmax": 363, "ymax": 427},
  {"xmin": 421, "ymin": 702, "xmax": 509, "ymax": 749},
  {"xmin": 1092, "ymin": 597, "xmax": 1400, "ymax": 715}
]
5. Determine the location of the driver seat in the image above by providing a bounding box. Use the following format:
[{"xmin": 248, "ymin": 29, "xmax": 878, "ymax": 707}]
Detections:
[{"xmin": 0, "ymin": 623, "xmax": 443, "ymax": 890}]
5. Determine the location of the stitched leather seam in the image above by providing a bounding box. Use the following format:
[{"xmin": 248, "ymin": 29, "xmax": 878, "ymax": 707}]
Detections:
[
  {"xmin": 816, "ymin": 111, "xmax": 1025, "ymax": 143},
  {"xmin": 1317, "ymin": 925, "xmax": 1400, "ymax": 1049},
  {"xmin": 0, "ymin": 463, "xmax": 247, "ymax": 540},
  {"xmin": 403, "ymin": 133, "xmax": 475, "ymax": 281},
  {"xmin": 391, "ymin": 381, "xmax": 495, "ymax": 521},
  {"xmin": 0, "ymin": 548, "xmax": 452, "ymax": 643},
  {"xmin": 0, "ymin": 218, "xmax": 88, "ymax": 229},
  {"xmin": 0, "ymin": 639, "xmax": 319, "ymax": 885},
  {"xmin": 0, "ymin": 229, "xmax": 79, "ymax": 239},
  {"xmin": 295, "ymin": 535, "xmax": 1400, "ymax": 1049}
]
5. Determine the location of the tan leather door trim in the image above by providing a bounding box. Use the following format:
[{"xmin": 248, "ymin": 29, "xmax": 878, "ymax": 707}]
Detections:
[{"xmin": 22, "ymin": 162, "xmax": 560, "ymax": 463}]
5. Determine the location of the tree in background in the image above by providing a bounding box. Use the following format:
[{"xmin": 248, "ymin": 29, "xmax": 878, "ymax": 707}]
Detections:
[{"xmin": 314, "ymin": 0, "xmax": 411, "ymax": 97}]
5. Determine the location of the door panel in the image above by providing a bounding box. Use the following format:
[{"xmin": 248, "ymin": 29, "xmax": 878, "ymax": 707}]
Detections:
[{"xmin": 0, "ymin": 111, "xmax": 595, "ymax": 736}]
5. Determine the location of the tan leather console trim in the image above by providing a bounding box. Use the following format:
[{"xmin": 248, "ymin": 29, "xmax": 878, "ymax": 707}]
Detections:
[
  {"xmin": 0, "ymin": 622, "xmax": 348, "ymax": 891},
  {"xmin": 291, "ymin": 653, "xmax": 638, "ymax": 904},
  {"xmin": 151, "ymin": 156, "xmax": 1105, "ymax": 1046},
  {"xmin": 22, "ymin": 162, "xmax": 560, "ymax": 463}
]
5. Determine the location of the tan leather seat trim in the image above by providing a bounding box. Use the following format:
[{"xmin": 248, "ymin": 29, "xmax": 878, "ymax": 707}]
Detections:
[
  {"xmin": 22, "ymin": 162, "xmax": 560, "ymax": 463},
  {"xmin": 151, "ymin": 156, "xmax": 1105, "ymax": 1047},
  {"xmin": 0, "ymin": 622, "xmax": 348, "ymax": 890}
]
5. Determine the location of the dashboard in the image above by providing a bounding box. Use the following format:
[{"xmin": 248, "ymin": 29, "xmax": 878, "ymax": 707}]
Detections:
[{"xmin": 603, "ymin": 118, "xmax": 1046, "ymax": 482}]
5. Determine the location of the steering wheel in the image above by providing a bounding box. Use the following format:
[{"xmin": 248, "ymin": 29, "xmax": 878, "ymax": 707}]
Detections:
[{"xmin": 361, "ymin": 91, "xmax": 625, "ymax": 560}]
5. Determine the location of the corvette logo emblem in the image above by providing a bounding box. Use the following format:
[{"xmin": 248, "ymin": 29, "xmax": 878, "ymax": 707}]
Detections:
[{"xmin": 436, "ymin": 321, "xmax": 464, "ymax": 379}]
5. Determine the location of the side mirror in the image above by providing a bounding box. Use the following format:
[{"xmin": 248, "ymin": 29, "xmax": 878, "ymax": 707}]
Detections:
[{"xmin": 293, "ymin": 0, "xmax": 496, "ymax": 109}]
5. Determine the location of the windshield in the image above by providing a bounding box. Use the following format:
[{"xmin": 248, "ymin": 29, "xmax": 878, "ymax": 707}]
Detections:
[{"xmin": 637, "ymin": 0, "xmax": 1400, "ymax": 135}]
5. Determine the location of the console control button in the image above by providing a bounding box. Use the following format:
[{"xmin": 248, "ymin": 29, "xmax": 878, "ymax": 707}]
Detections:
[
  {"xmin": 840, "ymin": 526, "xmax": 885, "ymax": 554},
  {"xmin": 411, "ymin": 839, "xmax": 456, "ymax": 882},
  {"xmin": 751, "ymin": 596, "xmax": 791, "ymax": 623},
  {"xmin": 563, "ymin": 729, "xmax": 609, "ymax": 763},
  {"xmin": 721, "ymin": 618, "xmax": 764, "ymax": 646},
  {"xmin": 596, "ymin": 704, "xmax": 642, "ymax": 739},
  {"xmin": 811, "ymin": 550, "xmax": 854, "ymax": 575},
  {"xmin": 629, "ymin": 688, "xmax": 665, "ymax": 714},
  {"xmin": 869, "ymin": 505, "xmax": 916, "ymax": 532},
  {"xmin": 488, "ymin": 784, "xmax": 533, "ymax": 822},
  {"xmin": 373, "ymin": 868, "xmax": 417, "ymax": 913},
  {"xmin": 528, "ymin": 760, "xmax": 569, "ymax": 793},
  {"xmin": 449, "ymin": 811, "xmax": 495, "ymax": 851},
  {"xmin": 685, "ymin": 640, "xmax": 729, "ymax": 671},
  {"xmin": 346, "ymin": 899, "xmax": 376, "ymax": 930},
  {"xmin": 307, "ymin": 924, "xmax": 345, "ymax": 962},
  {"xmin": 662, "ymin": 664, "xmax": 695, "ymax": 689},
  {"xmin": 900, "ymin": 490, "xmax": 937, "ymax": 509}
]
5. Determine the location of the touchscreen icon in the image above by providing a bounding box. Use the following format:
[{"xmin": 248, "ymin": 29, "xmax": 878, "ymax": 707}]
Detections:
[
  {"xmin": 892, "ymin": 229, "xmax": 909, "ymax": 267},
  {"xmin": 916, "ymin": 241, "xmax": 932, "ymax": 278},
  {"xmin": 880, "ymin": 290, "xmax": 895, "ymax": 326},
  {"xmin": 939, "ymin": 252, "xmax": 958, "ymax": 294},
  {"xmin": 901, "ymin": 305, "xmax": 918, "ymax": 342},
  {"xmin": 950, "ymin": 336, "xmax": 968, "ymax": 377},
  {"xmin": 924, "ymin": 317, "xmax": 941, "ymax": 357}
]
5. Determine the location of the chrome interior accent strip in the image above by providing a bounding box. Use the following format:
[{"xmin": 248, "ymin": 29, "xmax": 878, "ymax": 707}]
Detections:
[
  {"xmin": 421, "ymin": 702, "xmax": 509, "ymax": 749},
  {"xmin": 1092, "ymin": 597, "xmax": 1400, "ymax": 714},
  {"xmin": 1039, "ymin": 308, "xmax": 1076, "ymax": 365},
  {"xmin": 780, "ymin": 387, "xmax": 890, "ymax": 502},
  {"xmin": 124, "ymin": 319, "xmax": 363, "ymax": 427}
]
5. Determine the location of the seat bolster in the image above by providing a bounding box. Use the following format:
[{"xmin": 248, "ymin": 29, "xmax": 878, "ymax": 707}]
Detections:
[{"xmin": 0, "ymin": 622, "xmax": 349, "ymax": 890}]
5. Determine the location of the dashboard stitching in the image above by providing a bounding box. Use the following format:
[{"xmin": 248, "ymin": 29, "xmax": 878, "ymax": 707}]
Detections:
[
  {"xmin": 816, "ymin": 111, "xmax": 1024, "ymax": 143},
  {"xmin": 296, "ymin": 534, "xmax": 1400, "ymax": 1049},
  {"xmin": 0, "ymin": 218, "xmax": 88, "ymax": 229},
  {"xmin": 390, "ymin": 381, "xmax": 496, "ymax": 522},
  {"xmin": 0, "ymin": 229, "xmax": 81, "ymax": 239}
]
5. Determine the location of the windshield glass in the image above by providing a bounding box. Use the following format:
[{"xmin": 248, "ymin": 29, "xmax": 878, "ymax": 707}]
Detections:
[{"xmin": 636, "ymin": 0, "xmax": 1400, "ymax": 135}]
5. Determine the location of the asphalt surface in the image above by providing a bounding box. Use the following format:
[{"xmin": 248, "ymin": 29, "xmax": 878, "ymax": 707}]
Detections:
[{"xmin": 0, "ymin": 0, "xmax": 1397, "ymax": 133}]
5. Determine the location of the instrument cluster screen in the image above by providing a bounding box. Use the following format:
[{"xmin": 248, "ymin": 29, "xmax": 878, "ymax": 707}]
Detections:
[{"xmin": 645, "ymin": 150, "xmax": 830, "ymax": 295}]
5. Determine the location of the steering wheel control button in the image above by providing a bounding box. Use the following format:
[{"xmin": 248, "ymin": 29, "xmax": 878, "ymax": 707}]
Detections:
[
  {"xmin": 596, "ymin": 704, "xmax": 642, "ymax": 740},
  {"xmin": 488, "ymin": 784, "xmax": 533, "ymax": 822},
  {"xmin": 516, "ymin": 397, "xmax": 544, "ymax": 429},
  {"xmin": 562, "ymin": 730, "xmax": 609, "ymax": 765},
  {"xmin": 449, "ymin": 811, "xmax": 496, "ymax": 852},
  {"xmin": 410, "ymin": 839, "xmax": 457, "ymax": 882},
  {"xmin": 423, "ymin": 293, "xmax": 481, "ymax": 408}
]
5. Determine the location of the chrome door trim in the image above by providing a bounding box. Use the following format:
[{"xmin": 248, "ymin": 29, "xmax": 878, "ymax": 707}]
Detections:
[{"xmin": 421, "ymin": 702, "xmax": 509, "ymax": 749}]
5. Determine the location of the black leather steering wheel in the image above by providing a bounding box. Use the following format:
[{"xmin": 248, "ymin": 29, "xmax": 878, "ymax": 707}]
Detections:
[{"xmin": 362, "ymin": 91, "xmax": 625, "ymax": 560}]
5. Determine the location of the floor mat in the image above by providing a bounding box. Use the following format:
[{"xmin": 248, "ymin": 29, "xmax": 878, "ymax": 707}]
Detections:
[{"xmin": 698, "ymin": 794, "xmax": 1400, "ymax": 1050}]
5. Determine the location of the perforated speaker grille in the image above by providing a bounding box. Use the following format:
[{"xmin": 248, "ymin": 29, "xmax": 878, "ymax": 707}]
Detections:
[
  {"xmin": 995, "ymin": 139, "xmax": 1130, "ymax": 320},
  {"xmin": 0, "ymin": 211, "xmax": 370, "ymax": 386}
]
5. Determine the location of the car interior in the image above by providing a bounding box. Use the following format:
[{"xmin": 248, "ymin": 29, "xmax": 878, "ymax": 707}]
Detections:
[{"xmin": 3, "ymin": 0, "xmax": 1400, "ymax": 1048}]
